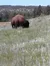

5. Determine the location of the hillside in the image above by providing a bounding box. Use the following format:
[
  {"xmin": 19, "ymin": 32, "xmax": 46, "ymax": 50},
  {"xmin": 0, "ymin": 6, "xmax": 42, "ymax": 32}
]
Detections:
[{"xmin": 0, "ymin": 15, "xmax": 50, "ymax": 66}]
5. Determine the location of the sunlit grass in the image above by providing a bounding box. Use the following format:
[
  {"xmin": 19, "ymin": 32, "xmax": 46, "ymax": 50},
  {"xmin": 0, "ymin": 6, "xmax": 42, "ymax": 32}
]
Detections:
[{"xmin": 0, "ymin": 15, "xmax": 50, "ymax": 66}]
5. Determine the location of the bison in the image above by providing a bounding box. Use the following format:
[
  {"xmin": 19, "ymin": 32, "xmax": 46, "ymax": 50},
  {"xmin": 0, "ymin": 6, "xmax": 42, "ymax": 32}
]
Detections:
[{"xmin": 11, "ymin": 14, "xmax": 29, "ymax": 28}]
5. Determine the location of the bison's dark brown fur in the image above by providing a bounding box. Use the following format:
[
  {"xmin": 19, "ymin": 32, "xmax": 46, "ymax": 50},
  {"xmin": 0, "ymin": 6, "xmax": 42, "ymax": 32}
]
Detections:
[{"xmin": 11, "ymin": 14, "xmax": 29, "ymax": 28}]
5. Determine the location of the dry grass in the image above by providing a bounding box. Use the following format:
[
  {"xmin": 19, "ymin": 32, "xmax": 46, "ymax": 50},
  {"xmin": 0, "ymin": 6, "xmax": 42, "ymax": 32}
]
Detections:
[
  {"xmin": 0, "ymin": 22, "xmax": 11, "ymax": 26},
  {"xmin": 0, "ymin": 15, "xmax": 50, "ymax": 66}
]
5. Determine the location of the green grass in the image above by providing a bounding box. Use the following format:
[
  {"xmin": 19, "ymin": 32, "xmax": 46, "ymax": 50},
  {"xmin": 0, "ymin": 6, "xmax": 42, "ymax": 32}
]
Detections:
[{"xmin": 0, "ymin": 15, "xmax": 50, "ymax": 66}]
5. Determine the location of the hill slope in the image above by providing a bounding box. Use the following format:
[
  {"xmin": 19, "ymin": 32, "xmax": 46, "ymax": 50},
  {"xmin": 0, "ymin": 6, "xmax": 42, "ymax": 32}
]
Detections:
[{"xmin": 0, "ymin": 15, "xmax": 50, "ymax": 66}]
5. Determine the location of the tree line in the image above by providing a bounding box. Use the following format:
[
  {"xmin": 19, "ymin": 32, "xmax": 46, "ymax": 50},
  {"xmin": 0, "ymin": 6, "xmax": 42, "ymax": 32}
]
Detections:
[{"xmin": 0, "ymin": 5, "xmax": 50, "ymax": 22}]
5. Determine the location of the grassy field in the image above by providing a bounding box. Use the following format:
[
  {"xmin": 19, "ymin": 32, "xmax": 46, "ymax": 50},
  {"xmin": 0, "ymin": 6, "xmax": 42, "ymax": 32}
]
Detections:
[{"xmin": 0, "ymin": 15, "xmax": 50, "ymax": 66}]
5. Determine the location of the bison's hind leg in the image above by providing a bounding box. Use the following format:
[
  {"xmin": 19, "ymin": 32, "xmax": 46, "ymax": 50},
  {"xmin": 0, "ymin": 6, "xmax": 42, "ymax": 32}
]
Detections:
[
  {"xmin": 15, "ymin": 21, "xmax": 20, "ymax": 28},
  {"xmin": 11, "ymin": 23, "xmax": 15, "ymax": 28}
]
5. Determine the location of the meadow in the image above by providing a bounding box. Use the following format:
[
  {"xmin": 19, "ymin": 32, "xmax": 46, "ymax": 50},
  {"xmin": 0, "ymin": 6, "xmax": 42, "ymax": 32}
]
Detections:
[{"xmin": 0, "ymin": 15, "xmax": 50, "ymax": 66}]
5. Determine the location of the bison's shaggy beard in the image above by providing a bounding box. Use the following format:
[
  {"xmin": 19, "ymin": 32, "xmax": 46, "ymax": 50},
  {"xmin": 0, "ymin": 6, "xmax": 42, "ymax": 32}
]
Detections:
[{"xmin": 22, "ymin": 20, "xmax": 29, "ymax": 28}]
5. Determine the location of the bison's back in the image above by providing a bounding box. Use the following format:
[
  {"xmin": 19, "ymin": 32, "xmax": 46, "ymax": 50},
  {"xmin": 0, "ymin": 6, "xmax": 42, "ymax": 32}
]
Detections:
[{"xmin": 13, "ymin": 14, "xmax": 24, "ymax": 22}]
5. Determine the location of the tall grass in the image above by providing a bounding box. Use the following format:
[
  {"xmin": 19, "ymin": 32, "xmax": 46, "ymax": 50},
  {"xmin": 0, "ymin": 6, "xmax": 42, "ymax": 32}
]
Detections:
[{"xmin": 0, "ymin": 15, "xmax": 50, "ymax": 66}]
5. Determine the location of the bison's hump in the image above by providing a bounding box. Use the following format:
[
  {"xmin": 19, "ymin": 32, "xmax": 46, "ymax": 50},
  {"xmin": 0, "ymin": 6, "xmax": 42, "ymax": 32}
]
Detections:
[{"xmin": 12, "ymin": 14, "xmax": 25, "ymax": 22}]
